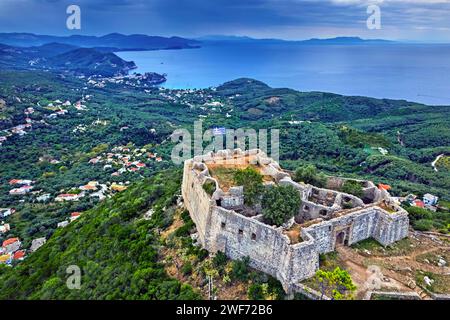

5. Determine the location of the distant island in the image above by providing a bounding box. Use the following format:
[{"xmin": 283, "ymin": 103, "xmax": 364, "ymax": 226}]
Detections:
[
  {"xmin": 0, "ymin": 33, "xmax": 204, "ymax": 77},
  {"xmin": 0, "ymin": 33, "xmax": 201, "ymax": 51},
  {"xmin": 197, "ymin": 35, "xmax": 396, "ymax": 45}
]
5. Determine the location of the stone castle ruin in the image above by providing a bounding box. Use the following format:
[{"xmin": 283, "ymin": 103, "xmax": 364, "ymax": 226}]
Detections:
[{"xmin": 182, "ymin": 149, "xmax": 409, "ymax": 292}]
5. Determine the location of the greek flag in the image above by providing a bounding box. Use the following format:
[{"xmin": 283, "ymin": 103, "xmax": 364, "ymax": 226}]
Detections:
[{"xmin": 212, "ymin": 127, "xmax": 226, "ymax": 135}]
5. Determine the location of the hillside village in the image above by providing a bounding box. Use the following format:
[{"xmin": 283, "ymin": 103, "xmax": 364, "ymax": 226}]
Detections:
[
  {"xmin": 0, "ymin": 93, "xmax": 171, "ymax": 267},
  {"xmin": 0, "ymin": 141, "xmax": 168, "ymax": 265}
]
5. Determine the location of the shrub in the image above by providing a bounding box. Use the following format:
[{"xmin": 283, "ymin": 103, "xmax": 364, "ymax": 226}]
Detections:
[
  {"xmin": 180, "ymin": 210, "xmax": 192, "ymax": 223},
  {"xmin": 181, "ymin": 262, "xmax": 193, "ymax": 276},
  {"xmin": 342, "ymin": 201, "xmax": 353, "ymax": 209},
  {"xmin": 174, "ymin": 220, "xmax": 195, "ymax": 237},
  {"xmin": 197, "ymin": 249, "xmax": 209, "ymax": 260},
  {"xmin": 413, "ymin": 219, "xmax": 434, "ymax": 231},
  {"xmin": 248, "ymin": 284, "xmax": 265, "ymax": 300},
  {"xmin": 213, "ymin": 251, "xmax": 228, "ymax": 268},
  {"xmin": 231, "ymin": 256, "xmax": 250, "ymax": 281},
  {"xmin": 406, "ymin": 206, "xmax": 433, "ymax": 221},
  {"xmin": 294, "ymin": 164, "xmax": 327, "ymax": 187},
  {"xmin": 315, "ymin": 267, "xmax": 356, "ymax": 300}
]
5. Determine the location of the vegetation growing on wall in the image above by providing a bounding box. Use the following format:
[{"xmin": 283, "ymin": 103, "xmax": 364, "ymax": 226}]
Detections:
[
  {"xmin": 341, "ymin": 180, "xmax": 364, "ymax": 199},
  {"xmin": 234, "ymin": 167, "xmax": 264, "ymax": 206}
]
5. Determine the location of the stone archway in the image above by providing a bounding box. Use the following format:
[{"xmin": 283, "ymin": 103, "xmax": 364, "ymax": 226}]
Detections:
[{"xmin": 336, "ymin": 231, "xmax": 347, "ymax": 246}]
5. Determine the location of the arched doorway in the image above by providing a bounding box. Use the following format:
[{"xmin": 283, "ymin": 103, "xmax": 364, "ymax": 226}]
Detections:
[{"xmin": 336, "ymin": 231, "xmax": 346, "ymax": 246}]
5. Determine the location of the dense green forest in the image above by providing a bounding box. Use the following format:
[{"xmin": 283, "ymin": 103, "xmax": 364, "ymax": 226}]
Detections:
[
  {"xmin": 1, "ymin": 72, "xmax": 449, "ymax": 246},
  {"xmin": 0, "ymin": 71, "xmax": 449, "ymax": 298}
]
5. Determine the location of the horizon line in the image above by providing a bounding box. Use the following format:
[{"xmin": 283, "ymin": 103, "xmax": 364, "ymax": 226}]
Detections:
[{"xmin": 2, "ymin": 31, "xmax": 450, "ymax": 44}]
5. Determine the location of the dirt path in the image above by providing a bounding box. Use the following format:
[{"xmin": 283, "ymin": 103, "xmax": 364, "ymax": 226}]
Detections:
[
  {"xmin": 335, "ymin": 233, "xmax": 450, "ymax": 300},
  {"xmin": 431, "ymin": 154, "xmax": 445, "ymax": 172},
  {"xmin": 336, "ymin": 246, "xmax": 411, "ymax": 299},
  {"xmin": 397, "ymin": 131, "xmax": 405, "ymax": 147}
]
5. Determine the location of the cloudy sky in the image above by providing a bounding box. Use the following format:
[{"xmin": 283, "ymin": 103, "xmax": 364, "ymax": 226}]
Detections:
[{"xmin": 0, "ymin": 0, "xmax": 449, "ymax": 41}]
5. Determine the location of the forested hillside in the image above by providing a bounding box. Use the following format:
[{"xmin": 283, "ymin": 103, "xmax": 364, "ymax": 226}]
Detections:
[
  {"xmin": 0, "ymin": 73, "xmax": 448, "ymax": 246},
  {"xmin": 0, "ymin": 170, "xmax": 202, "ymax": 299}
]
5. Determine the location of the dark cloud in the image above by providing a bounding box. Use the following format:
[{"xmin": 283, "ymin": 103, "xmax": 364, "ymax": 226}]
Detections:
[{"xmin": 0, "ymin": 0, "xmax": 449, "ymax": 41}]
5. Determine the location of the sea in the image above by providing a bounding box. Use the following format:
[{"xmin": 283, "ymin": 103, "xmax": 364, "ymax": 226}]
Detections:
[{"xmin": 117, "ymin": 42, "xmax": 450, "ymax": 106}]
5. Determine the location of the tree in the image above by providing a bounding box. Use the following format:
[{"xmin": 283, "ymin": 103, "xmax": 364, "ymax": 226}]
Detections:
[
  {"xmin": 294, "ymin": 164, "xmax": 327, "ymax": 187},
  {"xmin": 261, "ymin": 185, "xmax": 301, "ymax": 226},
  {"xmin": 234, "ymin": 167, "xmax": 264, "ymax": 206},
  {"xmin": 213, "ymin": 251, "xmax": 228, "ymax": 269},
  {"xmin": 231, "ymin": 256, "xmax": 250, "ymax": 281},
  {"xmin": 341, "ymin": 180, "xmax": 364, "ymax": 199},
  {"xmin": 315, "ymin": 267, "xmax": 356, "ymax": 300}
]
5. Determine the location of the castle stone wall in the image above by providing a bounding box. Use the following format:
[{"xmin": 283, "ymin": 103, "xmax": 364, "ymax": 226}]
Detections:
[{"xmin": 182, "ymin": 160, "xmax": 213, "ymax": 247}]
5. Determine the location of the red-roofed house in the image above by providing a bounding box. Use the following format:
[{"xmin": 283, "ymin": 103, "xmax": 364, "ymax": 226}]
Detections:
[
  {"xmin": 2, "ymin": 237, "xmax": 21, "ymax": 253},
  {"xmin": 13, "ymin": 250, "xmax": 25, "ymax": 261},
  {"xmin": 9, "ymin": 186, "xmax": 33, "ymax": 196},
  {"xmin": 89, "ymin": 158, "xmax": 100, "ymax": 164},
  {"xmin": 413, "ymin": 200, "xmax": 425, "ymax": 208},
  {"xmin": 70, "ymin": 212, "xmax": 82, "ymax": 222},
  {"xmin": 9, "ymin": 179, "xmax": 33, "ymax": 186},
  {"xmin": 79, "ymin": 184, "xmax": 97, "ymax": 191},
  {"xmin": 378, "ymin": 184, "xmax": 392, "ymax": 191}
]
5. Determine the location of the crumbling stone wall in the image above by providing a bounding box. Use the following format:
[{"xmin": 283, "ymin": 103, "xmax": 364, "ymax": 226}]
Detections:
[
  {"xmin": 207, "ymin": 206, "xmax": 318, "ymax": 289},
  {"xmin": 182, "ymin": 160, "xmax": 214, "ymax": 247},
  {"xmin": 372, "ymin": 209, "xmax": 410, "ymax": 246},
  {"xmin": 302, "ymin": 207, "xmax": 409, "ymax": 255}
]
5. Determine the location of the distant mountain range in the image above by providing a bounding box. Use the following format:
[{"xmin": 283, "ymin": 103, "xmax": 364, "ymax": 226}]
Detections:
[
  {"xmin": 0, "ymin": 33, "xmax": 201, "ymax": 51},
  {"xmin": 0, "ymin": 33, "xmax": 396, "ymax": 50},
  {"xmin": 0, "ymin": 33, "xmax": 397, "ymax": 77},
  {"xmin": 197, "ymin": 35, "xmax": 395, "ymax": 45}
]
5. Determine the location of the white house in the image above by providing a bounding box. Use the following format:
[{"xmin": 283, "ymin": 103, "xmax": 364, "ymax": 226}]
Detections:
[
  {"xmin": 423, "ymin": 194, "xmax": 439, "ymax": 206},
  {"xmin": 55, "ymin": 193, "xmax": 83, "ymax": 202},
  {"xmin": 0, "ymin": 208, "xmax": 15, "ymax": 219},
  {"xmin": 9, "ymin": 186, "xmax": 33, "ymax": 196},
  {"xmin": 30, "ymin": 237, "xmax": 47, "ymax": 252},
  {"xmin": 57, "ymin": 221, "xmax": 69, "ymax": 228},
  {"xmin": 0, "ymin": 224, "xmax": 10, "ymax": 234}
]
